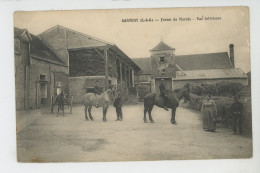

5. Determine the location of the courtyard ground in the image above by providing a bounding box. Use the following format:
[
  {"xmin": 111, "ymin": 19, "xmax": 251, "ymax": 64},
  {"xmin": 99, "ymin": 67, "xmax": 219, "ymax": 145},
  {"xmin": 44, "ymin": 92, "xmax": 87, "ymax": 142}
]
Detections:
[{"xmin": 16, "ymin": 104, "xmax": 252, "ymax": 162}]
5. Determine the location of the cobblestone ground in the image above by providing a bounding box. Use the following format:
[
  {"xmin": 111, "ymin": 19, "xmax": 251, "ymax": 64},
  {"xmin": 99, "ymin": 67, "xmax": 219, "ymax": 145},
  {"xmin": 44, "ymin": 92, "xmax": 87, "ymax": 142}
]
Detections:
[{"xmin": 17, "ymin": 104, "xmax": 252, "ymax": 162}]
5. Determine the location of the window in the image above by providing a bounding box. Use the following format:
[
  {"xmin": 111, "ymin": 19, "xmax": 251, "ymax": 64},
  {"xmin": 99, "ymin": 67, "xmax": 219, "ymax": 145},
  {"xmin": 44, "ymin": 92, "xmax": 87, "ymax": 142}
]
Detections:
[
  {"xmin": 160, "ymin": 57, "xmax": 165, "ymax": 62},
  {"xmin": 161, "ymin": 69, "xmax": 166, "ymax": 75},
  {"xmin": 40, "ymin": 74, "xmax": 47, "ymax": 81}
]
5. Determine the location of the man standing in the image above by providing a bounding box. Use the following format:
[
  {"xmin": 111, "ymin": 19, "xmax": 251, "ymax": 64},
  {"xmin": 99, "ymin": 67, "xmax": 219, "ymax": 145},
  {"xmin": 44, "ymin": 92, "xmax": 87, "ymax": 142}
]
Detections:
[
  {"xmin": 93, "ymin": 80, "xmax": 101, "ymax": 95},
  {"xmin": 113, "ymin": 89, "xmax": 123, "ymax": 121},
  {"xmin": 159, "ymin": 79, "xmax": 169, "ymax": 111},
  {"xmin": 93, "ymin": 80, "xmax": 101, "ymax": 107},
  {"xmin": 230, "ymin": 95, "xmax": 243, "ymax": 135}
]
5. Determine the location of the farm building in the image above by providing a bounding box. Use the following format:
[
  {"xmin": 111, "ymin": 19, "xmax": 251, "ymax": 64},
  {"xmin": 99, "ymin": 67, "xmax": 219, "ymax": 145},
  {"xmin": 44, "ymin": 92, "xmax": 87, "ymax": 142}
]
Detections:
[
  {"xmin": 38, "ymin": 25, "xmax": 140, "ymax": 103},
  {"xmin": 133, "ymin": 41, "xmax": 248, "ymax": 94},
  {"xmin": 14, "ymin": 27, "xmax": 68, "ymax": 110}
]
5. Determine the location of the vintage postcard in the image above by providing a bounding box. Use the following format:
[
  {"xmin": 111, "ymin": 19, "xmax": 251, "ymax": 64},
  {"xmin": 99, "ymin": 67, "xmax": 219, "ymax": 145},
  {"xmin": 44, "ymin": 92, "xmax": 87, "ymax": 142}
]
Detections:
[{"xmin": 14, "ymin": 7, "xmax": 251, "ymax": 162}]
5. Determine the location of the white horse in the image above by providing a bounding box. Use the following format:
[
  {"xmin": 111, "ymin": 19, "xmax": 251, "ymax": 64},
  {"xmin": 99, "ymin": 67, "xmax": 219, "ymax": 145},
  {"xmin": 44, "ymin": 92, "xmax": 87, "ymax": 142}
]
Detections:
[{"xmin": 83, "ymin": 87, "xmax": 116, "ymax": 122}]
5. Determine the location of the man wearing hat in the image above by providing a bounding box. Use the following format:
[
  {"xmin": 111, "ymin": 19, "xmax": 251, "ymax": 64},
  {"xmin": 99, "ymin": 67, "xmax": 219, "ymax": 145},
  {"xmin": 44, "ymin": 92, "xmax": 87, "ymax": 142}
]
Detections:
[
  {"xmin": 113, "ymin": 89, "xmax": 123, "ymax": 121},
  {"xmin": 93, "ymin": 80, "xmax": 101, "ymax": 95},
  {"xmin": 159, "ymin": 79, "xmax": 169, "ymax": 111},
  {"xmin": 93, "ymin": 80, "xmax": 101, "ymax": 107},
  {"xmin": 230, "ymin": 95, "xmax": 243, "ymax": 135}
]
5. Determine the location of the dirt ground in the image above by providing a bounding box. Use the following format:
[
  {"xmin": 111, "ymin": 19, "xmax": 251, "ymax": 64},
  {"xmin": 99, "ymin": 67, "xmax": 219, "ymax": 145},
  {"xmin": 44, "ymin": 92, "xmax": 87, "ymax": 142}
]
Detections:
[{"xmin": 17, "ymin": 104, "xmax": 252, "ymax": 162}]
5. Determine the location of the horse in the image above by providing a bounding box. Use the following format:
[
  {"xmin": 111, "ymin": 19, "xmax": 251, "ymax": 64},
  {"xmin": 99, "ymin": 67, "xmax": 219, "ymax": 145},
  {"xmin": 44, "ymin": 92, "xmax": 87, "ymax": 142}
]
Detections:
[
  {"xmin": 143, "ymin": 84, "xmax": 191, "ymax": 124},
  {"xmin": 56, "ymin": 92, "xmax": 65, "ymax": 117},
  {"xmin": 83, "ymin": 87, "xmax": 116, "ymax": 122}
]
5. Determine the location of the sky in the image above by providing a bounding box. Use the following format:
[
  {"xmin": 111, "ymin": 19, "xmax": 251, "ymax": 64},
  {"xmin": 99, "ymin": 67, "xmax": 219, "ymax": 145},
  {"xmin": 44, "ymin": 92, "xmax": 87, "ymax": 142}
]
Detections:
[{"xmin": 14, "ymin": 7, "xmax": 250, "ymax": 73}]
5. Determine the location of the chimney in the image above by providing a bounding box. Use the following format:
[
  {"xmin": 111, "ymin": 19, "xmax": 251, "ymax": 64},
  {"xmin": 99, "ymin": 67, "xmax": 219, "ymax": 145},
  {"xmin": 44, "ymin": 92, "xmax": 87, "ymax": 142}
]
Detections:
[{"xmin": 229, "ymin": 44, "xmax": 234, "ymax": 68}]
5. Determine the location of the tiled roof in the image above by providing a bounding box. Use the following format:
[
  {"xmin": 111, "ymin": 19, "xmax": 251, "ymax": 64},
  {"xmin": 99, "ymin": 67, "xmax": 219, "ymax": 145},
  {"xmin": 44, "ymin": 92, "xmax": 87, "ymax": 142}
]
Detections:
[
  {"xmin": 14, "ymin": 27, "xmax": 65, "ymax": 66},
  {"xmin": 176, "ymin": 52, "xmax": 233, "ymax": 70},
  {"xmin": 174, "ymin": 68, "xmax": 247, "ymax": 80},
  {"xmin": 132, "ymin": 57, "xmax": 151, "ymax": 74},
  {"xmin": 150, "ymin": 41, "xmax": 175, "ymax": 51}
]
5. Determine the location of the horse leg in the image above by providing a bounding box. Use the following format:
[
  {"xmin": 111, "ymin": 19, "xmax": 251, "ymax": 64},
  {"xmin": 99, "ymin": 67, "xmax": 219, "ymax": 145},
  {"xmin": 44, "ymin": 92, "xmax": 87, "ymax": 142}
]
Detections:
[
  {"xmin": 70, "ymin": 104, "xmax": 72, "ymax": 114},
  {"xmin": 148, "ymin": 106, "xmax": 154, "ymax": 123},
  {"xmin": 62, "ymin": 104, "xmax": 64, "ymax": 117},
  {"xmin": 143, "ymin": 106, "xmax": 148, "ymax": 123},
  {"xmin": 119, "ymin": 107, "xmax": 123, "ymax": 120},
  {"xmin": 88, "ymin": 105, "xmax": 94, "ymax": 121},
  {"xmin": 57, "ymin": 105, "xmax": 59, "ymax": 117},
  {"xmin": 85, "ymin": 105, "xmax": 89, "ymax": 121},
  {"xmin": 171, "ymin": 107, "xmax": 177, "ymax": 124},
  {"xmin": 115, "ymin": 107, "xmax": 120, "ymax": 121},
  {"xmin": 103, "ymin": 105, "xmax": 108, "ymax": 122}
]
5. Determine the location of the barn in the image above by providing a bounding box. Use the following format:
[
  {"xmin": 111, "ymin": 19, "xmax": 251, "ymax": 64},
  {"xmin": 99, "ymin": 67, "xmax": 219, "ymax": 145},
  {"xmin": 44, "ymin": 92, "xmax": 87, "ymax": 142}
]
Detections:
[
  {"xmin": 133, "ymin": 41, "xmax": 248, "ymax": 94},
  {"xmin": 38, "ymin": 25, "xmax": 140, "ymax": 103},
  {"xmin": 14, "ymin": 27, "xmax": 68, "ymax": 110}
]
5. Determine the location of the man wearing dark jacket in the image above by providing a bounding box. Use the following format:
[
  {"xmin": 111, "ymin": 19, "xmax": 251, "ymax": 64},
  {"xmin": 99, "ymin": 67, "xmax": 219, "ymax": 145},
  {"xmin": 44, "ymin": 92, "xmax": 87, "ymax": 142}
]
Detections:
[
  {"xmin": 93, "ymin": 80, "xmax": 101, "ymax": 95},
  {"xmin": 93, "ymin": 80, "xmax": 101, "ymax": 107},
  {"xmin": 114, "ymin": 89, "xmax": 123, "ymax": 121},
  {"xmin": 159, "ymin": 79, "xmax": 169, "ymax": 111},
  {"xmin": 231, "ymin": 95, "xmax": 243, "ymax": 135}
]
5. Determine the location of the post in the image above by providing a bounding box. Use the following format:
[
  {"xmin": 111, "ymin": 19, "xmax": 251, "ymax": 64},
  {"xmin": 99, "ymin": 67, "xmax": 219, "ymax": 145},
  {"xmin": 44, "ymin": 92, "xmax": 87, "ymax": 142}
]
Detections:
[
  {"xmin": 51, "ymin": 96, "xmax": 53, "ymax": 113},
  {"xmin": 127, "ymin": 66, "xmax": 131, "ymax": 87},
  {"xmin": 131, "ymin": 68, "xmax": 135, "ymax": 87},
  {"xmin": 104, "ymin": 49, "xmax": 108, "ymax": 90},
  {"xmin": 120, "ymin": 61, "xmax": 123, "ymax": 90}
]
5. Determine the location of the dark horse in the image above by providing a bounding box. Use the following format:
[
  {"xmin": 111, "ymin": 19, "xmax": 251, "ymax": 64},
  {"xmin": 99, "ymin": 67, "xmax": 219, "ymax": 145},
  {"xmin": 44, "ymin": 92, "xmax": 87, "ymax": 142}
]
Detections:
[
  {"xmin": 143, "ymin": 84, "xmax": 191, "ymax": 124},
  {"xmin": 56, "ymin": 92, "xmax": 65, "ymax": 117}
]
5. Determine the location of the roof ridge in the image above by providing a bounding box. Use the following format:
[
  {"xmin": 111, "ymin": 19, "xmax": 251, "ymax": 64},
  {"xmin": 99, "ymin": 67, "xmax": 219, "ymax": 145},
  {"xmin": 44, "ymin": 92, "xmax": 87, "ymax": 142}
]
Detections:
[
  {"xmin": 150, "ymin": 41, "xmax": 175, "ymax": 51},
  {"xmin": 176, "ymin": 52, "xmax": 228, "ymax": 57},
  {"xmin": 179, "ymin": 68, "xmax": 242, "ymax": 72},
  {"xmin": 24, "ymin": 29, "xmax": 66, "ymax": 66},
  {"xmin": 37, "ymin": 25, "xmax": 114, "ymax": 46}
]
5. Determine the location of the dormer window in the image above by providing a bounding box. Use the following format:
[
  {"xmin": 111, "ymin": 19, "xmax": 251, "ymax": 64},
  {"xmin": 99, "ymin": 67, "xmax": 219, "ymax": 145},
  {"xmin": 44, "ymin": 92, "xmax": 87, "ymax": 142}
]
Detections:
[{"xmin": 160, "ymin": 56, "xmax": 165, "ymax": 62}]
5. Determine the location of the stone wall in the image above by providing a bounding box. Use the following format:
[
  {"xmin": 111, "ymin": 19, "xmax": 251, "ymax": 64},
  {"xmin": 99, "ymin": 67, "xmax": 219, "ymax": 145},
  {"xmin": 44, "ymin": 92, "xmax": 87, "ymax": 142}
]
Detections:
[
  {"xmin": 30, "ymin": 58, "xmax": 68, "ymax": 108},
  {"xmin": 15, "ymin": 53, "xmax": 26, "ymax": 110},
  {"xmin": 15, "ymin": 56, "xmax": 68, "ymax": 110},
  {"xmin": 69, "ymin": 76, "xmax": 105, "ymax": 104},
  {"xmin": 151, "ymin": 51, "xmax": 176, "ymax": 79}
]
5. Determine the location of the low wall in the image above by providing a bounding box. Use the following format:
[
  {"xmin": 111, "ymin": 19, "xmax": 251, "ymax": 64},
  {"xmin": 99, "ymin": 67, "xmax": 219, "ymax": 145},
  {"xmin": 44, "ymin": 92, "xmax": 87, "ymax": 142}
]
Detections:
[{"xmin": 172, "ymin": 78, "xmax": 248, "ymax": 90}]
